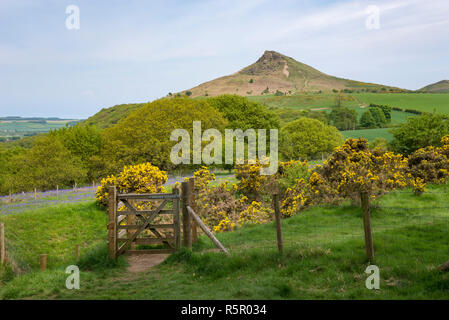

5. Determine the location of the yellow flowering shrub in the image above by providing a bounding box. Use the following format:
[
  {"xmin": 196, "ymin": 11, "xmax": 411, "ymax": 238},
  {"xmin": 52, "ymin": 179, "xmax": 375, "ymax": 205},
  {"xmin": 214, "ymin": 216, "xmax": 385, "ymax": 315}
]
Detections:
[
  {"xmin": 309, "ymin": 138, "xmax": 409, "ymax": 203},
  {"xmin": 193, "ymin": 166, "xmax": 273, "ymax": 232},
  {"xmin": 281, "ymin": 178, "xmax": 308, "ymax": 217},
  {"xmin": 238, "ymin": 201, "xmax": 272, "ymax": 225},
  {"xmin": 96, "ymin": 162, "xmax": 167, "ymax": 207},
  {"xmin": 407, "ymin": 136, "xmax": 449, "ymax": 188}
]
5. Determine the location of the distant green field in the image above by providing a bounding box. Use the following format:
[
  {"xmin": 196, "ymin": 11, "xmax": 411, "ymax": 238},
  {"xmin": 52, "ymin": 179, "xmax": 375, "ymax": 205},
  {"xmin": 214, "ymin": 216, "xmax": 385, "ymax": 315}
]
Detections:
[
  {"xmin": 249, "ymin": 92, "xmax": 449, "ymax": 116},
  {"xmin": 0, "ymin": 120, "xmax": 77, "ymax": 140},
  {"xmin": 341, "ymin": 128, "xmax": 393, "ymax": 142},
  {"xmin": 354, "ymin": 93, "xmax": 449, "ymax": 114},
  {"xmin": 248, "ymin": 93, "xmax": 359, "ymax": 110}
]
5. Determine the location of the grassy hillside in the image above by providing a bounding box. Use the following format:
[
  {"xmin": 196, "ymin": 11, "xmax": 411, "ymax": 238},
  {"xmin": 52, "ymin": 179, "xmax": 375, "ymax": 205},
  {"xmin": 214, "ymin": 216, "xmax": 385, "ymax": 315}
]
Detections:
[
  {"xmin": 83, "ymin": 103, "xmax": 146, "ymax": 129},
  {"xmin": 419, "ymin": 80, "xmax": 449, "ymax": 93},
  {"xmin": 182, "ymin": 51, "xmax": 402, "ymax": 97},
  {"xmin": 2, "ymin": 184, "xmax": 449, "ymax": 299},
  {"xmin": 0, "ymin": 202, "xmax": 107, "ymax": 272},
  {"xmin": 354, "ymin": 93, "xmax": 449, "ymax": 113}
]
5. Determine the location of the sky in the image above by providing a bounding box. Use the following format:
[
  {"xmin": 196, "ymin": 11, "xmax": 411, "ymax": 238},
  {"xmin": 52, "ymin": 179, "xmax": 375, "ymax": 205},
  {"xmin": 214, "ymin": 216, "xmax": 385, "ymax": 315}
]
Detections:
[{"xmin": 0, "ymin": 0, "xmax": 448, "ymax": 119}]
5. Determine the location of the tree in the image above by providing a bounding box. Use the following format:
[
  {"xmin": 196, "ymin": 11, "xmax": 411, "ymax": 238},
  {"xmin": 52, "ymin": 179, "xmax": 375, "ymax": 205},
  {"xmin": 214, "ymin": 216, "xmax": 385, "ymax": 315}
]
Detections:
[
  {"xmin": 185, "ymin": 91, "xmax": 192, "ymax": 96},
  {"xmin": 207, "ymin": 95, "xmax": 280, "ymax": 131},
  {"xmin": 390, "ymin": 113, "xmax": 449, "ymax": 155},
  {"xmin": 334, "ymin": 93, "xmax": 344, "ymax": 107},
  {"xmin": 280, "ymin": 118, "xmax": 343, "ymax": 160},
  {"xmin": 49, "ymin": 125, "xmax": 102, "ymax": 179},
  {"xmin": 329, "ymin": 107, "xmax": 357, "ymax": 130},
  {"xmin": 101, "ymin": 97, "xmax": 228, "ymax": 174},
  {"xmin": 360, "ymin": 109, "xmax": 377, "ymax": 128},
  {"xmin": 370, "ymin": 104, "xmax": 391, "ymax": 122},
  {"xmin": 10, "ymin": 135, "xmax": 86, "ymax": 192}
]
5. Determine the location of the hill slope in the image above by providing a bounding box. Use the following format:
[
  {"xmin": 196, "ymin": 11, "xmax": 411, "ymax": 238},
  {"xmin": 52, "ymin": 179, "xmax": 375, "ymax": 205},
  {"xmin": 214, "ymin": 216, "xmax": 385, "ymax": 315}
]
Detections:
[
  {"xmin": 419, "ymin": 80, "xmax": 449, "ymax": 93},
  {"xmin": 83, "ymin": 103, "xmax": 146, "ymax": 129},
  {"xmin": 182, "ymin": 50, "xmax": 403, "ymax": 97}
]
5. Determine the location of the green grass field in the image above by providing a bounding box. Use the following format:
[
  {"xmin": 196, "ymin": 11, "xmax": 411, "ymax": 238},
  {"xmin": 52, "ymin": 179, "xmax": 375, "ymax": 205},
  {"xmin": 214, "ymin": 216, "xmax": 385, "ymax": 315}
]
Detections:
[
  {"xmin": 342, "ymin": 128, "xmax": 393, "ymax": 142},
  {"xmin": 254, "ymin": 92, "xmax": 447, "ymax": 143},
  {"xmin": 248, "ymin": 93, "xmax": 359, "ymax": 110},
  {"xmin": 354, "ymin": 93, "xmax": 449, "ymax": 114},
  {"xmin": 2, "ymin": 184, "xmax": 449, "ymax": 299},
  {"xmin": 0, "ymin": 120, "xmax": 78, "ymax": 140}
]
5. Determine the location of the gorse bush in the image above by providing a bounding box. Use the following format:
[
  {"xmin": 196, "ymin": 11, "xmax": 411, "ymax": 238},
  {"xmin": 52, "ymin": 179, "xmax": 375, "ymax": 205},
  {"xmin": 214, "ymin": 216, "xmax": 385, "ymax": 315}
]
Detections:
[
  {"xmin": 96, "ymin": 162, "xmax": 167, "ymax": 207},
  {"xmin": 192, "ymin": 166, "xmax": 272, "ymax": 233},
  {"xmin": 406, "ymin": 135, "xmax": 449, "ymax": 194},
  {"xmin": 308, "ymin": 138, "xmax": 408, "ymax": 202}
]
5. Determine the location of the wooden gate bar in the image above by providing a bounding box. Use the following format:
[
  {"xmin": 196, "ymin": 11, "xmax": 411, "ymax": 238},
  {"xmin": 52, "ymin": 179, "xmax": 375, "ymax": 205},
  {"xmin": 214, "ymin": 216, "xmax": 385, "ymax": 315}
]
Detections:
[
  {"xmin": 117, "ymin": 193, "xmax": 180, "ymax": 200},
  {"xmin": 116, "ymin": 199, "xmax": 169, "ymax": 256}
]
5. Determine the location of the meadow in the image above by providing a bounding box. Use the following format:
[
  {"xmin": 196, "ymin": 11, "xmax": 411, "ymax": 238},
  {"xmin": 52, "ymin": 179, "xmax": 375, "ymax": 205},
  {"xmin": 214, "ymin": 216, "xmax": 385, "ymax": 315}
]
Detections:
[
  {"xmin": 341, "ymin": 128, "xmax": 393, "ymax": 142},
  {"xmin": 1, "ymin": 183, "xmax": 449, "ymax": 299},
  {"xmin": 0, "ymin": 119, "xmax": 78, "ymax": 140},
  {"xmin": 354, "ymin": 93, "xmax": 449, "ymax": 114},
  {"xmin": 251, "ymin": 92, "xmax": 449, "ymax": 142}
]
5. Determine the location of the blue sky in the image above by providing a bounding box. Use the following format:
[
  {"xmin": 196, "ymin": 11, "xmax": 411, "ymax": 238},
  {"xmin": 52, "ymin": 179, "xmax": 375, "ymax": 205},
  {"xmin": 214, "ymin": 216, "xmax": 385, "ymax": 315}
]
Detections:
[{"xmin": 0, "ymin": 0, "xmax": 448, "ymax": 118}]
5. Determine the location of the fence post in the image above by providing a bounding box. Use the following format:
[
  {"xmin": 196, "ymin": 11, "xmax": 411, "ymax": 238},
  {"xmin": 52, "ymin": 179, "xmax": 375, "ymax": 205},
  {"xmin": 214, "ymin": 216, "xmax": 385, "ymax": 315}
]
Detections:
[
  {"xmin": 189, "ymin": 178, "xmax": 198, "ymax": 244},
  {"xmin": 34, "ymin": 188, "xmax": 37, "ymax": 200},
  {"xmin": 181, "ymin": 181, "xmax": 192, "ymax": 250},
  {"xmin": 75, "ymin": 244, "xmax": 80, "ymax": 260},
  {"xmin": 107, "ymin": 186, "xmax": 117, "ymax": 259},
  {"xmin": 1, "ymin": 223, "xmax": 5, "ymax": 265},
  {"xmin": 173, "ymin": 187, "xmax": 181, "ymax": 251},
  {"xmin": 40, "ymin": 254, "xmax": 47, "ymax": 271},
  {"xmin": 360, "ymin": 191, "xmax": 374, "ymax": 261},
  {"xmin": 273, "ymin": 194, "xmax": 284, "ymax": 255}
]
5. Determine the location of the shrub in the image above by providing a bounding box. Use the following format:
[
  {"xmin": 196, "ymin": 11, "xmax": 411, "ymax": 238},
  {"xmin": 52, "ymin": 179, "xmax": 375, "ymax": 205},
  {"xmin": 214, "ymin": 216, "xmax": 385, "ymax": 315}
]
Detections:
[
  {"xmin": 329, "ymin": 107, "xmax": 357, "ymax": 130},
  {"xmin": 96, "ymin": 162, "xmax": 167, "ymax": 207},
  {"xmin": 390, "ymin": 113, "xmax": 449, "ymax": 155},
  {"xmin": 308, "ymin": 138, "xmax": 408, "ymax": 203},
  {"xmin": 280, "ymin": 118, "xmax": 343, "ymax": 160},
  {"xmin": 406, "ymin": 135, "xmax": 449, "ymax": 192}
]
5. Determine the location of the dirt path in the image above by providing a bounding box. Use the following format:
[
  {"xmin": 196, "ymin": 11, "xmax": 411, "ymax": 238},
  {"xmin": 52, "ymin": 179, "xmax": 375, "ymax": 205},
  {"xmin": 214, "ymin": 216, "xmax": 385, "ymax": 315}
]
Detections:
[{"xmin": 126, "ymin": 254, "xmax": 170, "ymax": 273}]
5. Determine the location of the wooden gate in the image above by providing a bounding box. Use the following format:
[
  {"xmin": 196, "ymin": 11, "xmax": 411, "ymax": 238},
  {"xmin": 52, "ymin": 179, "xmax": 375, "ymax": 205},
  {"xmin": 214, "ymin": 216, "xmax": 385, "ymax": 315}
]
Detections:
[{"xmin": 107, "ymin": 186, "xmax": 181, "ymax": 259}]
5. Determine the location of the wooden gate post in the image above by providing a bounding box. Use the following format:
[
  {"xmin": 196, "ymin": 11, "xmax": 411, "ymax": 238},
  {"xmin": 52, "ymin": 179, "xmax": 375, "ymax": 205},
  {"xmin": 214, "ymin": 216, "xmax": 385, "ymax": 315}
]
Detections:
[
  {"xmin": 173, "ymin": 187, "xmax": 181, "ymax": 251},
  {"xmin": 0, "ymin": 222, "xmax": 5, "ymax": 265},
  {"xmin": 189, "ymin": 178, "xmax": 198, "ymax": 244},
  {"xmin": 273, "ymin": 194, "xmax": 284, "ymax": 255},
  {"xmin": 108, "ymin": 186, "xmax": 117, "ymax": 259},
  {"xmin": 360, "ymin": 191, "xmax": 374, "ymax": 261},
  {"xmin": 181, "ymin": 181, "xmax": 192, "ymax": 250},
  {"xmin": 40, "ymin": 254, "xmax": 47, "ymax": 271}
]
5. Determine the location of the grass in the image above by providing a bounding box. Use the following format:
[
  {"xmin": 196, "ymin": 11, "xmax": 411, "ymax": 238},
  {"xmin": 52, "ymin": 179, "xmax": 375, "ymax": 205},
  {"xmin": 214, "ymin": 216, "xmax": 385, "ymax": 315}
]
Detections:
[
  {"xmin": 354, "ymin": 93, "xmax": 449, "ymax": 114},
  {"xmin": 1, "ymin": 184, "xmax": 449, "ymax": 299},
  {"xmin": 248, "ymin": 93, "xmax": 359, "ymax": 110},
  {"xmin": 341, "ymin": 128, "xmax": 393, "ymax": 142},
  {"xmin": 0, "ymin": 202, "xmax": 107, "ymax": 271}
]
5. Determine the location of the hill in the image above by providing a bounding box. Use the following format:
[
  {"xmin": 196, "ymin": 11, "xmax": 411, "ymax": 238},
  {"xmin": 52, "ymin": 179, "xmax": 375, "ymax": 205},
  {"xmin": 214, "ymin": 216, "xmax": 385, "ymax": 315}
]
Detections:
[
  {"xmin": 419, "ymin": 80, "xmax": 449, "ymax": 93},
  {"xmin": 83, "ymin": 103, "xmax": 146, "ymax": 129},
  {"xmin": 181, "ymin": 50, "xmax": 403, "ymax": 97}
]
